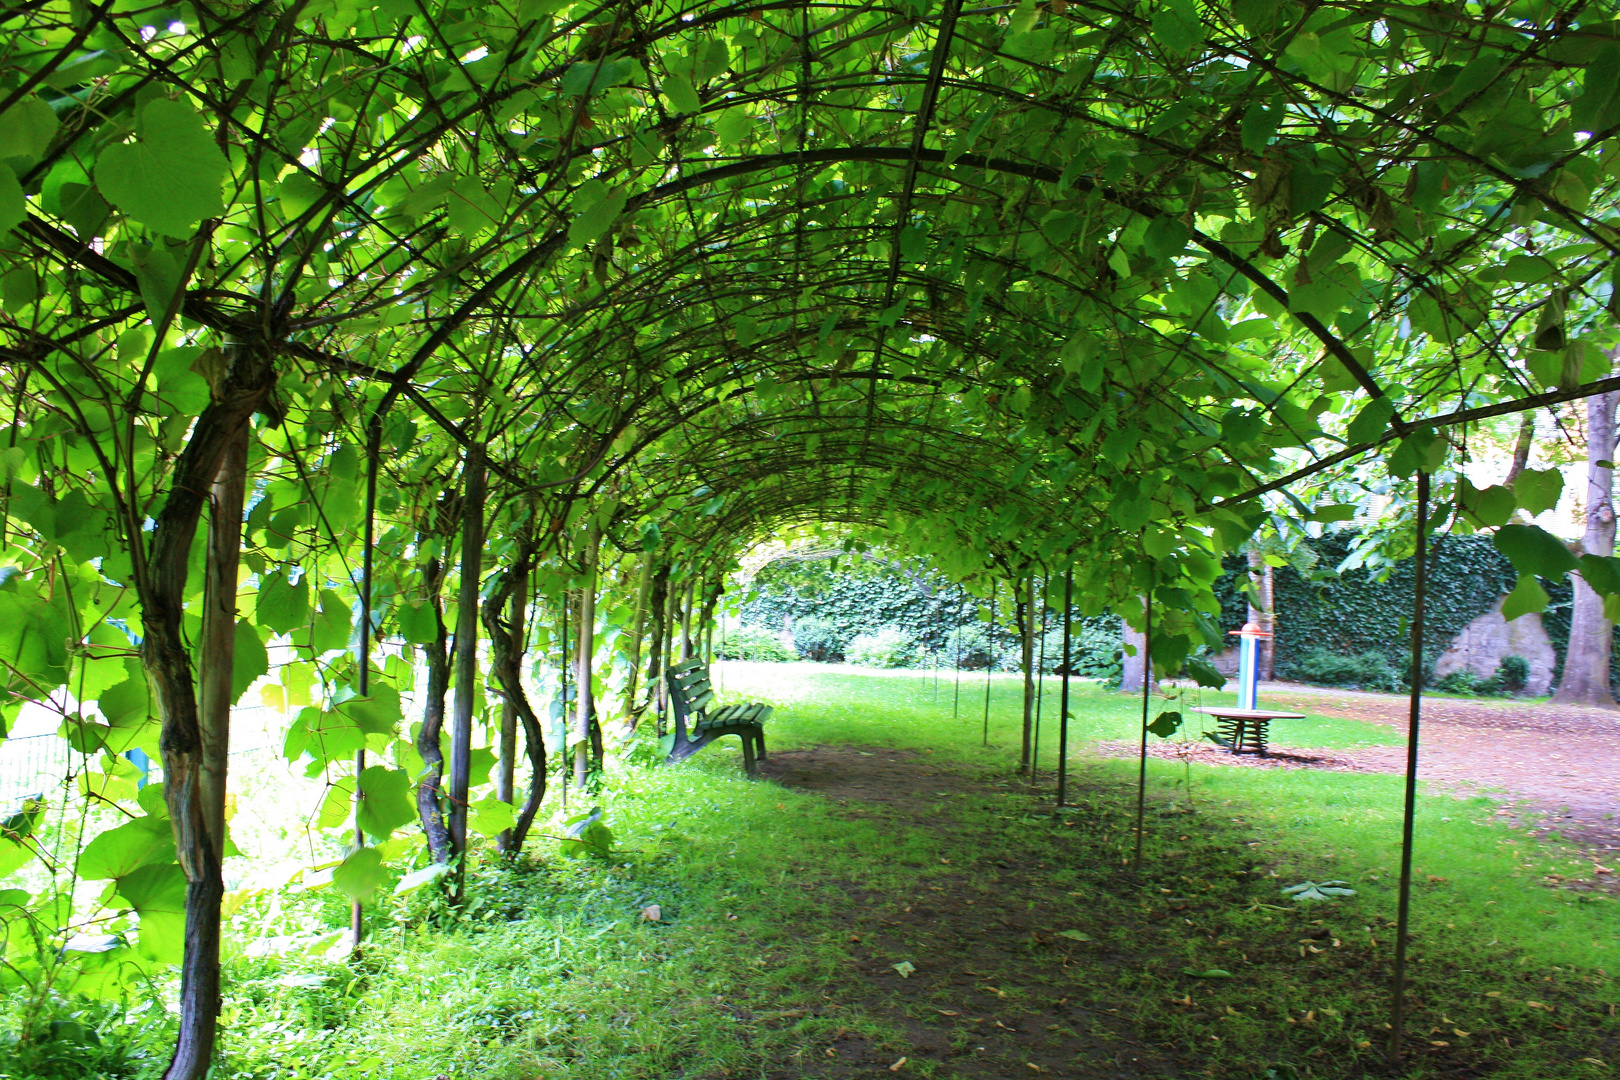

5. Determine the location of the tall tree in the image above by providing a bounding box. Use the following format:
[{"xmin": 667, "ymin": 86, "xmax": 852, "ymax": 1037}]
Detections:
[{"xmin": 1552, "ymin": 391, "xmax": 1619, "ymax": 708}]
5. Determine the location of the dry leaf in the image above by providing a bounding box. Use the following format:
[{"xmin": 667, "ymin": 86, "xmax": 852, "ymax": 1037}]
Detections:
[
  {"xmin": 888, "ymin": 1057, "xmax": 907, "ymax": 1072},
  {"xmin": 892, "ymin": 961, "xmax": 916, "ymax": 978},
  {"xmin": 641, "ymin": 905, "xmax": 661, "ymax": 922}
]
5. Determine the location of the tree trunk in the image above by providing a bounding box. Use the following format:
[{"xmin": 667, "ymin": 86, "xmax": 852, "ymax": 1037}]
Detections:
[
  {"xmin": 623, "ymin": 555, "xmax": 653, "ymax": 727},
  {"xmin": 484, "ymin": 534, "xmax": 545, "ymax": 853},
  {"xmin": 448, "ymin": 446, "xmax": 485, "ymax": 894},
  {"xmin": 490, "ymin": 557, "xmax": 527, "ymax": 854},
  {"xmin": 1503, "ymin": 412, "xmax": 1536, "ymax": 489},
  {"xmin": 141, "ymin": 343, "xmax": 273, "ymax": 1080},
  {"xmin": 415, "ymin": 554, "xmax": 453, "ymax": 863},
  {"xmin": 1119, "ymin": 599, "xmax": 1147, "ymax": 694},
  {"xmin": 1246, "ymin": 550, "xmax": 1276, "ymax": 681},
  {"xmin": 574, "ymin": 521, "xmax": 602, "ymax": 787},
  {"xmin": 645, "ymin": 565, "xmax": 668, "ymax": 734},
  {"xmin": 1553, "ymin": 391, "xmax": 1619, "ymax": 708},
  {"xmin": 680, "ymin": 577, "xmax": 694, "ymax": 660}
]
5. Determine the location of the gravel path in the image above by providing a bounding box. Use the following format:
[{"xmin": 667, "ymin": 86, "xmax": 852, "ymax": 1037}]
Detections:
[{"xmin": 1102, "ymin": 683, "xmax": 1620, "ymax": 861}]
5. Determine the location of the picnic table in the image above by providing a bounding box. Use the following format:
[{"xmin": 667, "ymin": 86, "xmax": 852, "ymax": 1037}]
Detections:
[{"xmin": 1189, "ymin": 707, "xmax": 1305, "ymax": 757}]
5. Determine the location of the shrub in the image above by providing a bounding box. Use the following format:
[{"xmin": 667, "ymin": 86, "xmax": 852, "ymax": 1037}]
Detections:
[
  {"xmin": 1497, "ymin": 654, "xmax": 1530, "ymax": 693},
  {"xmin": 941, "ymin": 624, "xmax": 991, "ymax": 670},
  {"xmin": 791, "ymin": 617, "xmax": 845, "ymax": 662},
  {"xmin": 845, "ymin": 626, "xmax": 918, "ymax": 669},
  {"xmin": 1289, "ymin": 647, "xmax": 1404, "ymax": 692},
  {"xmin": 718, "ymin": 625, "xmax": 794, "ymax": 663}
]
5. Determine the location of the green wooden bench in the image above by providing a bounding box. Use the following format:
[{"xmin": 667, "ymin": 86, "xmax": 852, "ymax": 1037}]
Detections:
[{"xmin": 664, "ymin": 658, "xmax": 770, "ymax": 776}]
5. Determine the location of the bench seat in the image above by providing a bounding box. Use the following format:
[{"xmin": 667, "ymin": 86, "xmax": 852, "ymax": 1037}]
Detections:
[{"xmin": 663, "ymin": 659, "xmax": 770, "ymax": 774}]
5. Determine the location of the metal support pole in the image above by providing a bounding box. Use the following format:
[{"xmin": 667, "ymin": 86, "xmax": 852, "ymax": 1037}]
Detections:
[
  {"xmin": 1057, "ymin": 570, "xmax": 1073, "ymax": 807},
  {"xmin": 1390, "ymin": 470, "xmax": 1431, "ymax": 1063},
  {"xmin": 1134, "ymin": 596, "xmax": 1152, "ymax": 872}
]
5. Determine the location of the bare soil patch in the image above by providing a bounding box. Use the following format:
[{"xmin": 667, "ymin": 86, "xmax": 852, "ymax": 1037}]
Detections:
[{"xmin": 757, "ymin": 745, "xmax": 1187, "ymax": 1079}]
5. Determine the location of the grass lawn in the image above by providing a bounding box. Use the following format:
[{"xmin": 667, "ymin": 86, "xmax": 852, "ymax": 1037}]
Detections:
[{"xmin": 7, "ymin": 663, "xmax": 1615, "ymax": 1080}]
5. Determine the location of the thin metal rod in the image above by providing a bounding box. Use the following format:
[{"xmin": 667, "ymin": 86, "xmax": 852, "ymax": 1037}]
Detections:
[
  {"xmin": 952, "ymin": 599, "xmax": 963, "ymax": 719},
  {"xmin": 983, "ymin": 579, "xmax": 996, "ymax": 747},
  {"xmin": 1134, "ymin": 597, "xmax": 1152, "ymax": 872},
  {"xmin": 1390, "ymin": 470, "xmax": 1430, "ymax": 1063},
  {"xmin": 1033, "ymin": 576, "xmax": 1047, "ymax": 778},
  {"xmin": 1057, "ymin": 570, "xmax": 1073, "ymax": 807},
  {"xmin": 351, "ymin": 412, "xmax": 380, "ymax": 947}
]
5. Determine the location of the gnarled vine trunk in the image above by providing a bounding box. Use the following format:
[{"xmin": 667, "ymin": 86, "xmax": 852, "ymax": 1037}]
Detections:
[
  {"xmin": 415, "ymin": 553, "xmax": 454, "ymax": 864},
  {"xmin": 141, "ymin": 343, "xmax": 273, "ymax": 1080},
  {"xmin": 484, "ymin": 531, "xmax": 546, "ymax": 853}
]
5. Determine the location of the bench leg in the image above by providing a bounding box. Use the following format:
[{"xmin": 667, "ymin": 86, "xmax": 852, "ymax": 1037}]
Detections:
[
  {"xmin": 739, "ymin": 731, "xmax": 756, "ymax": 778},
  {"xmin": 754, "ymin": 727, "xmax": 767, "ymax": 762}
]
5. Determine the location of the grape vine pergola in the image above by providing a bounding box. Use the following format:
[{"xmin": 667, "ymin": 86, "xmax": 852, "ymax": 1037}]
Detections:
[{"xmin": 4, "ymin": 0, "xmax": 1620, "ymax": 1074}]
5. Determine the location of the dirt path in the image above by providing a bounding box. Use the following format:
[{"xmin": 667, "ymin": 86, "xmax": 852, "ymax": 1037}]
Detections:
[
  {"xmin": 1098, "ymin": 684, "xmax": 1620, "ymax": 861},
  {"xmin": 757, "ymin": 746, "xmax": 1188, "ymax": 1079},
  {"xmin": 750, "ymin": 744, "xmax": 1618, "ymax": 1079}
]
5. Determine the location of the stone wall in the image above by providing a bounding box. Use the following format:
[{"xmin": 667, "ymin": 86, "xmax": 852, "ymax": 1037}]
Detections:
[{"xmin": 1431, "ymin": 599, "xmax": 1557, "ymax": 694}]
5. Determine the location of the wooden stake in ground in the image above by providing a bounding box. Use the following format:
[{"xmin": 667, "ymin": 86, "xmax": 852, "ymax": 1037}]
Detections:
[
  {"xmin": 1019, "ymin": 575, "xmax": 1036, "ymax": 773},
  {"xmin": 1390, "ymin": 470, "xmax": 1430, "ymax": 1062}
]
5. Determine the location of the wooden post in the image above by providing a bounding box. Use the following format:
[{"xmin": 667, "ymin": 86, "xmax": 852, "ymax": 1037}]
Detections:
[
  {"xmin": 448, "ymin": 446, "xmax": 485, "ymax": 897},
  {"xmin": 574, "ymin": 520, "xmax": 602, "ymax": 787}
]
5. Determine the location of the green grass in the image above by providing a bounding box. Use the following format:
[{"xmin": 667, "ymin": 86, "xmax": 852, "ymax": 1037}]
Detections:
[{"xmin": 4, "ymin": 662, "xmax": 1615, "ymax": 1079}]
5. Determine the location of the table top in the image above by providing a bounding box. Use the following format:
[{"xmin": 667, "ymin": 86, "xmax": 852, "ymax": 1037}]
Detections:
[{"xmin": 1190, "ymin": 707, "xmax": 1307, "ymax": 720}]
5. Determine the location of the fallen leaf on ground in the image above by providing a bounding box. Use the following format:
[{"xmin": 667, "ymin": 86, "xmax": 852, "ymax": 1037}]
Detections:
[
  {"xmin": 888, "ymin": 1057, "xmax": 907, "ymax": 1072},
  {"xmin": 891, "ymin": 961, "xmax": 916, "ymax": 978},
  {"xmin": 1182, "ymin": 968, "xmax": 1234, "ymax": 979},
  {"xmin": 1057, "ymin": 930, "xmax": 1092, "ymax": 941},
  {"xmin": 641, "ymin": 905, "xmax": 661, "ymax": 922}
]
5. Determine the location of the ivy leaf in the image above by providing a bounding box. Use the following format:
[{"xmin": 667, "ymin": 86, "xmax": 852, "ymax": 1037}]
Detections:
[
  {"xmin": 1493, "ymin": 523, "xmax": 1577, "ymax": 579},
  {"xmin": 1501, "ymin": 574, "xmax": 1550, "ymax": 622},
  {"xmin": 1151, "ymin": 0, "xmax": 1204, "ymax": 57},
  {"xmin": 95, "ymin": 98, "xmax": 228, "ymax": 238},
  {"xmin": 1281, "ymin": 880, "xmax": 1356, "ymax": 901},
  {"xmin": 467, "ymin": 795, "xmax": 517, "ymax": 838},
  {"xmin": 1241, "ymin": 103, "xmax": 1282, "ymax": 152},
  {"xmin": 1513, "ymin": 467, "xmax": 1563, "ymax": 517},
  {"xmin": 1146, "ymin": 709, "xmax": 1183, "ymax": 738},
  {"xmin": 0, "ymin": 165, "xmax": 25, "ymax": 235},
  {"xmin": 78, "ymin": 815, "xmax": 174, "ymax": 879},
  {"xmin": 568, "ymin": 186, "xmax": 627, "ymax": 248},
  {"xmin": 662, "ymin": 73, "xmax": 702, "ymax": 114},
  {"xmin": 356, "ymin": 766, "xmax": 415, "ymax": 840},
  {"xmin": 1345, "ymin": 398, "xmax": 1394, "ymax": 445},
  {"xmin": 115, "ymin": 862, "xmax": 187, "ymax": 964},
  {"xmin": 1459, "ymin": 481, "xmax": 1516, "ymax": 528},
  {"xmin": 715, "ymin": 107, "xmax": 750, "ymax": 149},
  {"xmin": 0, "ymin": 97, "xmax": 59, "ymax": 161},
  {"xmin": 256, "ymin": 569, "xmax": 310, "ymax": 635},
  {"xmin": 393, "ymin": 861, "xmax": 452, "ymax": 896},
  {"xmin": 1573, "ymin": 44, "xmax": 1620, "ymax": 134},
  {"xmin": 332, "ymin": 846, "xmax": 387, "ymax": 901}
]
